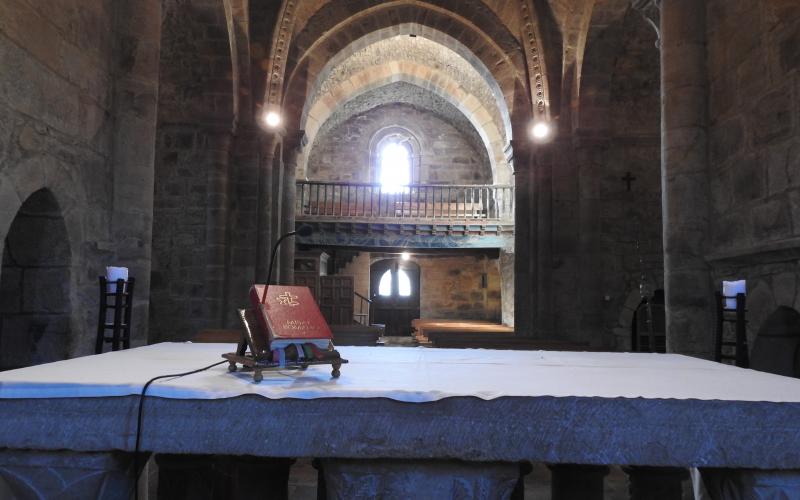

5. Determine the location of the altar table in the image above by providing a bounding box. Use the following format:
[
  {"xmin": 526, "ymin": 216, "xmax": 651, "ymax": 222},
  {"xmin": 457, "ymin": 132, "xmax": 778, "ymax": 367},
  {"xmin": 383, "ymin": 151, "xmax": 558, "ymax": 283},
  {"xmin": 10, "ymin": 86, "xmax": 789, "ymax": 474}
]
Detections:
[{"xmin": 2, "ymin": 343, "xmax": 800, "ymax": 498}]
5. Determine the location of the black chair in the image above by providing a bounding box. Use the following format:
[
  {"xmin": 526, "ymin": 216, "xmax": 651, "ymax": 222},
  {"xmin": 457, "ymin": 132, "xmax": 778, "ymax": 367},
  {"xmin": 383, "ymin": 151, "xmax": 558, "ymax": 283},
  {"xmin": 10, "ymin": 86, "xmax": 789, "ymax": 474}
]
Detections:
[
  {"xmin": 95, "ymin": 276, "xmax": 135, "ymax": 353},
  {"xmin": 714, "ymin": 291, "xmax": 748, "ymax": 367}
]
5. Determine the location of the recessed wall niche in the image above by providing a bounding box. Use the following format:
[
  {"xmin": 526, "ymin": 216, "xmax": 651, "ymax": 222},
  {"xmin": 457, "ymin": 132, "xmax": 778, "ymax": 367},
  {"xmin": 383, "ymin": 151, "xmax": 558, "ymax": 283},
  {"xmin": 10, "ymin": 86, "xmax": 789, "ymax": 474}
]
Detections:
[{"xmin": 0, "ymin": 188, "xmax": 71, "ymax": 370}]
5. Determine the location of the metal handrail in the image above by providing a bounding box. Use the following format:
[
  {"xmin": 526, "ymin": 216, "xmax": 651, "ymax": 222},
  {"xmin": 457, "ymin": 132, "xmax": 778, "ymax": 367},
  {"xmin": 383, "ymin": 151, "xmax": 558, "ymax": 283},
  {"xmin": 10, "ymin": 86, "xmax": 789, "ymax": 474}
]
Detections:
[{"xmin": 354, "ymin": 291, "xmax": 372, "ymax": 326}]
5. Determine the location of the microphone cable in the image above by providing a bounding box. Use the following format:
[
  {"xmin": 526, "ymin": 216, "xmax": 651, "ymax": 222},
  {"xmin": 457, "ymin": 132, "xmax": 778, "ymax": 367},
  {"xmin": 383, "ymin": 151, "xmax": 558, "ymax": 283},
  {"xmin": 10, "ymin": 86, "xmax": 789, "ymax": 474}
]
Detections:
[{"xmin": 133, "ymin": 359, "xmax": 228, "ymax": 499}]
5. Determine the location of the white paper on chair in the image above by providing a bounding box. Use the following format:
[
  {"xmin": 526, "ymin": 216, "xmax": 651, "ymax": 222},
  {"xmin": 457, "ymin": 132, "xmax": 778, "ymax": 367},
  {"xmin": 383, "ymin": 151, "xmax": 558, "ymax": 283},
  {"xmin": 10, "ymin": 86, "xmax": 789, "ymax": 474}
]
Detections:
[
  {"xmin": 722, "ymin": 280, "xmax": 746, "ymax": 310},
  {"xmin": 106, "ymin": 267, "xmax": 128, "ymax": 293}
]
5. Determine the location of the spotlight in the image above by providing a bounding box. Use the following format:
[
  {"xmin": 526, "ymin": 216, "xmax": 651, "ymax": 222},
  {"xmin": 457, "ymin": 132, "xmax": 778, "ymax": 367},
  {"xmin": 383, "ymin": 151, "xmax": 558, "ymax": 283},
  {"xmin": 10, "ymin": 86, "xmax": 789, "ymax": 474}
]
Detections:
[
  {"xmin": 401, "ymin": 252, "xmax": 410, "ymax": 261},
  {"xmin": 263, "ymin": 111, "xmax": 282, "ymax": 128},
  {"xmin": 531, "ymin": 122, "xmax": 551, "ymax": 141}
]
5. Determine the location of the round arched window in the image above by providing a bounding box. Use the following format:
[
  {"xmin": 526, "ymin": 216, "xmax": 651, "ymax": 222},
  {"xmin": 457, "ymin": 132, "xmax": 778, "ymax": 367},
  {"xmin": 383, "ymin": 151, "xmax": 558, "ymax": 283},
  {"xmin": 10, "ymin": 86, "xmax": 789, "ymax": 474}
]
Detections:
[
  {"xmin": 370, "ymin": 127, "xmax": 421, "ymax": 190},
  {"xmin": 378, "ymin": 140, "xmax": 412, "ymax": 194}
]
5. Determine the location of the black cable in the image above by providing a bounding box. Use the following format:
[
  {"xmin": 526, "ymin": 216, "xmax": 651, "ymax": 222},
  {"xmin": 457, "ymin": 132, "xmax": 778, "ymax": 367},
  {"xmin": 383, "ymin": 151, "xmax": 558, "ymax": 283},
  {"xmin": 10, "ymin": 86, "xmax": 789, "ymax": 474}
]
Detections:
[{"xmin": 133, "ymin": 360, "xmax": 227, "ymax": 498}]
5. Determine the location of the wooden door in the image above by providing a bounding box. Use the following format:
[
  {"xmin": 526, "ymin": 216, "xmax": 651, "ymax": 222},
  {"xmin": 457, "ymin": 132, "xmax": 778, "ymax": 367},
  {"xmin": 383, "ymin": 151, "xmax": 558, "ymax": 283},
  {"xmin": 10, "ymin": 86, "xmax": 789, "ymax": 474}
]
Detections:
[
  {"xmin": 370, "ymin": 259, "xmax": 420, "ymax": 336},
  {"xmin": 293, "ymin": 272, "xmax": 319, "ymax": 299},
  {"xmin": 318, "ymin": 276, "xmax": 354, "ymax": 325}
]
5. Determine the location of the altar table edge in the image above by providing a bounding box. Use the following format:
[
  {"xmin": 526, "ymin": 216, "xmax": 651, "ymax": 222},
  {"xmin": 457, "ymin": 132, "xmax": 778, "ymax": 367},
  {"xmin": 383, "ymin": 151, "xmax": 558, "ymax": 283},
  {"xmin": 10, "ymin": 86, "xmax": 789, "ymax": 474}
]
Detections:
[{"xmin": 1, "ymin": 394, "xmax": 800, "ymax": 469}]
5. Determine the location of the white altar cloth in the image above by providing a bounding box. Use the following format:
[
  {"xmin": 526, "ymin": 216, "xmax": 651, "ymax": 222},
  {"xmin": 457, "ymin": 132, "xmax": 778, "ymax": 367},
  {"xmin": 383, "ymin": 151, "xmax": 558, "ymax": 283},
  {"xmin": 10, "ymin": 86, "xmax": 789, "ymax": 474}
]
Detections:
[{"xmin": 2, "ymin": 343, "xmax": 800, "ymax": 403}]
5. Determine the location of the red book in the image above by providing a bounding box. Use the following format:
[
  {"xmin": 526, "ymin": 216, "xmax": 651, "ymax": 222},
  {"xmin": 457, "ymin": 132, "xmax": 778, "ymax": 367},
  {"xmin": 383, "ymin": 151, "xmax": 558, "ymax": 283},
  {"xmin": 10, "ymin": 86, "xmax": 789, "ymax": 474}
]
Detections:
[{"xmin": 248, "ymin": 285, "xmax": 333, "ymax": 349}]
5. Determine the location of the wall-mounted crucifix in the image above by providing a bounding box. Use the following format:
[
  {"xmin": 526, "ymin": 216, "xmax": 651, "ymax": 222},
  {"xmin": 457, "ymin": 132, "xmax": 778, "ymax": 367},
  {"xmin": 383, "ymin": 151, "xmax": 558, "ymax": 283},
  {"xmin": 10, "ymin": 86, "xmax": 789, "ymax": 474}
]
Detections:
[{"xmin": 622, "ymin": 172, "xmax": 637, "ymax": 192}]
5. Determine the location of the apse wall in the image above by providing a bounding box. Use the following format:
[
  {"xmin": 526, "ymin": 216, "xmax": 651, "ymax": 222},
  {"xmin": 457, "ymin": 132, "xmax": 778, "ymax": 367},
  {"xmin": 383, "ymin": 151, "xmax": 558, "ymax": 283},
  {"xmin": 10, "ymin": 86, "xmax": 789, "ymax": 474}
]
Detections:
[
  {"xmin": 0, "ymin": 1, "xmax": 159, "ymax": 358},
  {"xmin": 705, "ymin": 1, "xmax": 800, "ymax": 346},
  {"xmin": 306, "ymin": 102, "xmax": 492, "ymax": 185}
]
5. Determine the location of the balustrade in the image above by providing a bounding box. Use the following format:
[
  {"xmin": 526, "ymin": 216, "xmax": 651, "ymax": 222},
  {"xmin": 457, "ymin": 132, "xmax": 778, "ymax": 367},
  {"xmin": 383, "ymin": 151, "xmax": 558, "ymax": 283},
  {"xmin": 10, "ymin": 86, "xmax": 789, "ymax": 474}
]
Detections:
[{"xmin": 297, "ymin": 181, "xmax": 514, "ymax": 222}]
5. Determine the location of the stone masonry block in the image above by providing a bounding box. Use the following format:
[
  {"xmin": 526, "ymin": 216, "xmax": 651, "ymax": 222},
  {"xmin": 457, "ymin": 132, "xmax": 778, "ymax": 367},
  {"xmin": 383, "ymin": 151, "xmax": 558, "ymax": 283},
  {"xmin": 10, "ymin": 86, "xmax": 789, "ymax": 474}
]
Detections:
[{"xmin": 753, "ymin": 88, "xmax": 793, "ymax": 145}]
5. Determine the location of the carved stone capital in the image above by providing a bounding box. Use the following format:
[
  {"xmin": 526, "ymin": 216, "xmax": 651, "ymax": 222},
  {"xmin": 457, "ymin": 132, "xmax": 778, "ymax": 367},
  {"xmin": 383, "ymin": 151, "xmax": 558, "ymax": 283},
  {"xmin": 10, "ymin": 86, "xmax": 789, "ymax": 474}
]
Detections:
[
  {"xmin": 284, "ymin": 129, "xmax": 307, "ymax": 154},
  {"xmin": 632, "ymin": 0, "xmax": 662, "ymax": 47}
]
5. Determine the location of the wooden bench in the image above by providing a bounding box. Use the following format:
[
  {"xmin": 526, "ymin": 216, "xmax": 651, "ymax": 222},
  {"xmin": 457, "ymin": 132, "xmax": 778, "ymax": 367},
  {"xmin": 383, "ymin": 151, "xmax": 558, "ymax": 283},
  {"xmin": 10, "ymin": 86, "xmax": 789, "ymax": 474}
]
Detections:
[
  {"xmin": 412, "ymin": 319, "xmax": 511, "ymax": 344},
  {"xmin": 426, "ymin": 332, "xmax": 593, "ymax": 351},
  {"xmin": 331, "ymin": 324, "xmax": 385, "ymax": 346},
  {"xmin": 192, "ymin": 329, "xmax": 241, "ymax": 343}
]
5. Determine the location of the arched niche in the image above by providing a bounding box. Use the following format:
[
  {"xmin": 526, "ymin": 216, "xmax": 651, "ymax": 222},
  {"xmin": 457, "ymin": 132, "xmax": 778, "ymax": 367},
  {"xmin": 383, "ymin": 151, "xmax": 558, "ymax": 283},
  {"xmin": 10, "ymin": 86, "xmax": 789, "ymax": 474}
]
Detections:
[{"xmin": 0, "ymin": 188, "xmax": 72, "ymax": 369}]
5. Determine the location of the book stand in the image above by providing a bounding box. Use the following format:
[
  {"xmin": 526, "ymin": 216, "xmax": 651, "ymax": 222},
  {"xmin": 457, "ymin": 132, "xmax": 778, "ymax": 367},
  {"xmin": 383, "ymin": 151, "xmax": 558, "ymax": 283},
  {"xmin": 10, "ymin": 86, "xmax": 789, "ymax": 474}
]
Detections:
[{"xmin": 223, "ymin": 309, "xmax": 347, "ymax": 383}]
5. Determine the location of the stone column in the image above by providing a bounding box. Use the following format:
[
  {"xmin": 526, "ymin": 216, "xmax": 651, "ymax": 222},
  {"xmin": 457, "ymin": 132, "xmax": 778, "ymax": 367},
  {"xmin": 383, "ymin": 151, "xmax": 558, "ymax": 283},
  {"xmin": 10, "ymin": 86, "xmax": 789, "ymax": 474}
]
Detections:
[
  {"xmin": 500, "ymin": 248, "xmax": 515, "ymax": 326},
  {"xmin": 512, "ymin": 140, "xmax": 535, "ymax": 336},
  {"xmin": 660, "ymin": 0, "xmax": 714, "ymax": 357},
  {"xmin": 108, "ymin": 0, "xmax": 161, "ymax": 346},
  {"xmin": 278, "ymin": 132, "xmax": 305, "ymax": 285},
  {"xmin": 535, "ymin": 142, "xmax": 554, "ymax": 338},
  {"xmin": 270, "ymin": 144, "xmax": 284, "ymax": 282},
  {"xmin": 255, "ymin": 133, "xmax": 279, "ymax": 282},
  {"xmin": 204, "ymin": 130, "xmax": 233, "ymax": 326}
]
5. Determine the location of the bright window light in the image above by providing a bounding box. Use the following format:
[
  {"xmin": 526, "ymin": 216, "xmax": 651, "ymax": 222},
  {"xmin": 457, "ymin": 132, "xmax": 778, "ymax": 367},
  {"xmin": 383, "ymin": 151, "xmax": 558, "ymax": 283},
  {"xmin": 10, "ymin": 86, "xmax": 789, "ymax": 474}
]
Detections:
[
  {"xmin": 398, "ymin": 269, "xmax": 411, "ymax": 297},
  {"xmin": 379, "ymin": 270, "xmax": 392, "ymax": 296},
  {"xmin": 379, "ymin": 142, "xmax": 411, "ymax": 194},
  {"xmin": 401, "ymin": 252, "xmax": 410, "ymax": 261}
]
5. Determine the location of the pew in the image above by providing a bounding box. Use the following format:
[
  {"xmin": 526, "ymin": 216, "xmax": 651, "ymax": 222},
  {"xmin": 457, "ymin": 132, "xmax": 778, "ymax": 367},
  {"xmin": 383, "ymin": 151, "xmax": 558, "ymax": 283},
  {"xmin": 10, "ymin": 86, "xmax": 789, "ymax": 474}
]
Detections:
[{"xmin": 331, "ymin": 323, "xmax": 385, "ymax": 346}]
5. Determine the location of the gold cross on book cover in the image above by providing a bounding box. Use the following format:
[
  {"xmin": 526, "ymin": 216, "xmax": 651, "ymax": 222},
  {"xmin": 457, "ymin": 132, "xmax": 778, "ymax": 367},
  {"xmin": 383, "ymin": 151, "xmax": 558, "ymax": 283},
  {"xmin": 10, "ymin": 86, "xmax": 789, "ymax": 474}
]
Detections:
[{"xmin": 249, "ymin": 285, "xmax": 333, "ymax": 349}]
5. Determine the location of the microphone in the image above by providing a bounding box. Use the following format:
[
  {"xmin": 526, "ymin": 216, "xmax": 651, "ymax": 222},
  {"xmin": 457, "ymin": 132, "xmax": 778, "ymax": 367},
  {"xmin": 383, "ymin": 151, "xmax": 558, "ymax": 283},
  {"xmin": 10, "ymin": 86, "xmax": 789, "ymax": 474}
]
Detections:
[{"xmin": 263, "ymin": 225, "xmax": 314, "ymax": 303}]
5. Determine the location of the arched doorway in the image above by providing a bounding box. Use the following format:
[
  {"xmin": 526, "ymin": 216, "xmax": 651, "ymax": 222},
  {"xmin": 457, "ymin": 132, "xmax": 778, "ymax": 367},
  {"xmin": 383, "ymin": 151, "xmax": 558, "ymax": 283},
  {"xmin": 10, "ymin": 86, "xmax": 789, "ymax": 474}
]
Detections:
[
  {"xmin": 370, "ymin": 259, "xmax": 420, "ymax": 336},
  {"xmin": 0, "ymin": 189, "xmax": 71, "ymax": 370}
]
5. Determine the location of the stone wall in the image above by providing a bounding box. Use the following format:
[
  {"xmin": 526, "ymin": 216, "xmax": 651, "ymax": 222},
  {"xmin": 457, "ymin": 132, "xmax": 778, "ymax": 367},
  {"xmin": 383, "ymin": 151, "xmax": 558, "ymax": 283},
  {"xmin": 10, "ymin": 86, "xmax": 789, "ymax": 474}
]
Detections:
[
  {"xmin": 336, "ymin": 252, "xmax": 371, "ymax": 317},
  {"xmin": 554, "ymin": 8, "xmax": 663, "ymax": 348},
  {"xmin": 331, "ymin": 253, "xmax": 502, "ymax": 323},
  {"xmin": 150, "ymin": 0, "xmax": 234, "ymax": 341},
  {"xmin": 417, "ymin": 256, "xmax": 501, "ymax": 321},
  {"xmin": 307, "ymin": 102, "xmax": 492, "ymax": 185},
  {"xmin": 707, "ymin": 1, "xmax": 800, "ymax": 253},
  {"xmin": 0, "ymin": 190, "xmax": 70, "ymax": 369},
  {"xmin": 706, "ymin": 0, "xmax": 800, "ymax": 346},
  {"xmin": 0, "ymin": 0, "xmax": 160, "ymax": 361}
]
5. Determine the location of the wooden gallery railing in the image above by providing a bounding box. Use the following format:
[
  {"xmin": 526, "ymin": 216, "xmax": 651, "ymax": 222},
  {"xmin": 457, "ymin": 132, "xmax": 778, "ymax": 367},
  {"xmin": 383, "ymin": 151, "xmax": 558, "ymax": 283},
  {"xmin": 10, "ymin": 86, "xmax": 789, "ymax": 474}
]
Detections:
[{"xmin": 297, "ymin": 181, "xmax": 514, "ymax": 222}]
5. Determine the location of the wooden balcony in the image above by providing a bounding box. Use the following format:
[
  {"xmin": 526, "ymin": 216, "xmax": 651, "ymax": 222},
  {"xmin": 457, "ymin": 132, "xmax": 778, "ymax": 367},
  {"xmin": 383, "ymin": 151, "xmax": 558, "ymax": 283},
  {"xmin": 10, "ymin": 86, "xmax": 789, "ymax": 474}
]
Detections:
[
  {"xmin": 297, "ymin": 181, "xmax": 514, "ymax": 222},
  {"xmin": 295, "ymin": 181, "xmax": 514, "ymax": 250}
]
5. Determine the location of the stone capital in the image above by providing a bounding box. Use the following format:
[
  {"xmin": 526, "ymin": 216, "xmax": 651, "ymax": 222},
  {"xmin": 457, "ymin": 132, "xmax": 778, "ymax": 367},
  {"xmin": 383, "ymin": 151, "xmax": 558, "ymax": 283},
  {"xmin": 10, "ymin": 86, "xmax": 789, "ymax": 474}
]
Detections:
[
  {"xmin": 506, "ymin": 140, "xmax": 530, "ymax": 175},
  {"xmin": 284, "ymin": 129, "xmax": 307, "ymax": 153},
  {"xmin": 632, "ymin": 0, "xmax": 661, "ymax": 47}
]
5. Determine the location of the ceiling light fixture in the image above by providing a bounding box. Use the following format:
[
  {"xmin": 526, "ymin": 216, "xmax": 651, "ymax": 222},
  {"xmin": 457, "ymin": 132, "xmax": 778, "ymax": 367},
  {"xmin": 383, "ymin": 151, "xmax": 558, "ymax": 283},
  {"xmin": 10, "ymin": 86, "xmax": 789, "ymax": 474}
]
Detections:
[
  {"xmin": 263, "ymin": 110, "xmax": 282, "ymax": 128},
  {"xmin": 531, "ymin": 122, "xmax": 551, "ymax": 141}
]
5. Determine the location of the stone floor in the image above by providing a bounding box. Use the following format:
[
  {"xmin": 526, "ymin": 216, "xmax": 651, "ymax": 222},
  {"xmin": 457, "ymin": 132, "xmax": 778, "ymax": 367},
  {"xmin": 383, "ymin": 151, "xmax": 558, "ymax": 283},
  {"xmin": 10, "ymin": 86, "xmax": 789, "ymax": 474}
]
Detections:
[{"xmin": 286, "ymin": 459, "xmax": 697, "ymax": 499}]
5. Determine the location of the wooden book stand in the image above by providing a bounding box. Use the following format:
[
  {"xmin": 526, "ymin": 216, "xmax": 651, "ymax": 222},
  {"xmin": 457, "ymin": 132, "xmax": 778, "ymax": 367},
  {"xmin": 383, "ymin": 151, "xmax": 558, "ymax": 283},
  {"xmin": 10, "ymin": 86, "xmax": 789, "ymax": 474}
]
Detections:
[{"xmin": 222, "ymin": 309, "xmax": 346, "ymax": 383}]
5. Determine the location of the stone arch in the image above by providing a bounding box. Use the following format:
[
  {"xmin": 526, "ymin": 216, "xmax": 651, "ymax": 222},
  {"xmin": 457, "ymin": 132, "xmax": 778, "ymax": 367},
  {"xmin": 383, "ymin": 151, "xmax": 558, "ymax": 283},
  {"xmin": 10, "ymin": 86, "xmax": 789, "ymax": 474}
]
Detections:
[
  {"xmin": 0, "ymin": 154, "xmax": 87, "ymax": 359},
  {"xmin": 577, "ymin": 1, "xmax": 659, "ymax": 134},
  {"xmin": 302, "ymin": 68, "xmax": 510, "ymax": 184},
  {"xmin": 368, "ymin": 126, "xmax": 422, "ymax": 184},
  {"xmin": 0, "ymin": 188, "xmax": 72, "ymax": 369},
  {"xmin": 280, "ymin": 2, "xmax": 528, "ymax": 135},
  {"xmin": 303, "ymin": 23, "xmax": 514, "ymax": 145}
]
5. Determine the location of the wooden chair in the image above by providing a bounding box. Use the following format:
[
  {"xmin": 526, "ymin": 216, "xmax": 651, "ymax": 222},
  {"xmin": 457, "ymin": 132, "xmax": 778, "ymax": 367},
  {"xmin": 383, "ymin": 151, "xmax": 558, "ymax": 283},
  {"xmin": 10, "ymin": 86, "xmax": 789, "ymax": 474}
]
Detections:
[
  {"xmin": 714, "ymin": 291, "xmax": 749, "ymax": 367},
  {"xmin": 95, "ymin": 277, "xmax": 135, "ymax": 354}
]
